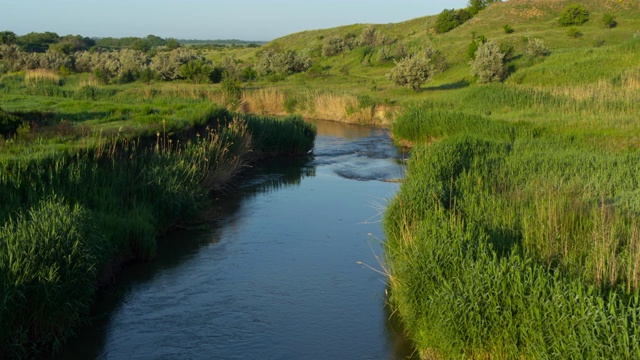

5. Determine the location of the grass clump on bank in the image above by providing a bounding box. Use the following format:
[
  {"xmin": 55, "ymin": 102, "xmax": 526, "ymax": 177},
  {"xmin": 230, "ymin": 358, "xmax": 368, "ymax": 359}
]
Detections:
[
  {"xmin": 0, "ymin": 105, "xmax": 315, "ymax": 357},
  {"xmin": 384, "ymin": 105, "xmax": 640, "ymax": 358}
]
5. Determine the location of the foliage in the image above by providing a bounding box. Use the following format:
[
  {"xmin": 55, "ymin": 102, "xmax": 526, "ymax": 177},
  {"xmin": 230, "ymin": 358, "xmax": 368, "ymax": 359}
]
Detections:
[
  {"xmin": 435, "ymin": 8, "xmax": 472, "ymax": 34},
  {"xmin": 525, "ymin": 38, "xmax": 550, "ymax": 60},
  {"xmin": 471, "ymin": 40, "xmax": 506, "ymax": 83},
  {"xmin": 503, "ymin": 24, "xmax": 514, "ymax": 34},
  {"xmin": 559, "ymin": 4, "xmax": 590, "ymax": 26},
  {"xmin": 0, "ymin": 108, "xmax": 22, "ymax": 136},
  {"xmin": 17, "ymin": 32, "xmax": 60, "ymax": 53},
  {"xmin": 358, "ymin": 25, "xmax": 388, "ymax": 47},
  {"xmin": 0, "ymin": 31, "xmax": 17, "ymax": 45},
  {"xmin": 180, "ymin": 59, "xmax": 213, "ymax": 84},
  {"xmin": 387, "ymin": 53, "xmax": 432, "ymax": 91},
  {"xmin": 468, "ymin": 0, "xmax": 502, "ymax": 16},
  {"xmin": 567, "ymin": 26, "xmax": 583, "ymax": 38},
  {"xmin": 256, "ymin": 49, "xmax": 311, "ymax": 76},
  {"xmin": 322, "ymin": 36, "xmax": 347, "ymax": 57},
  {"xmin": 150, "ymin": 47, "xmax": 200, "ymax": 81},
  {"xmin": 602, "ymin": 13, "xmax": 618, "ymax": 29},
  {"xmin": 467, "ymin": 34, "xmax": 487, "ymax": 60}
]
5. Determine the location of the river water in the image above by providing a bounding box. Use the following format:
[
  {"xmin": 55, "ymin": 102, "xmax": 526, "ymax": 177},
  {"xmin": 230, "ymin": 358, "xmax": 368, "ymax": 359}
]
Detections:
[{"xmin": 57, "ymin": 120, "xmax": 415, "ymax": 359}]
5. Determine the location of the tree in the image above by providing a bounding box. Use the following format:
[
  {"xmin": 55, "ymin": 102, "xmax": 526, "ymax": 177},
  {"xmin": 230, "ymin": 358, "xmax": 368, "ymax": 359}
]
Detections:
[
  {"xmin": 468, "ymin": 0, "xmax": 502, "ymax": 15},
  {"xmin": 0, "ymin": 31, "xmax": 17, "ymax": 45},
  {"xmin": 435, "ymin": 8, "xmax": 472, "ymax": 33},
  {"xmin": 131, "ymin": 39, "xmax": 151, "ymax": 52},
  {"xmin": 471, "ymin": 40, "xmax": 506, "ymax": 83},
  {"xmin": 386, "ymin": 53, "xmax": 432, "ymax": 91},
  {"xmin": 180, "ymin": 59, "xmax": 213, "ymax": 84},
  {"xmin": 165, "ymin": 38, "xmax": 181, "ymax": 50},
  {"xmin": 17, "ymin": 32, "xmax": 60, "ymax": 53},
  {"xmin": 559, "ymin": 4, "xmax": 590, "ymax": 26},
  {"xmin": 144, "ymin": 34, "xmax": 166, "ymax": 48}
]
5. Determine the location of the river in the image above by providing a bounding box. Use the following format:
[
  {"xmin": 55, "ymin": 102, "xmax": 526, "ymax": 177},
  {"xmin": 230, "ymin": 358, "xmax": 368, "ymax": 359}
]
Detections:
[{"xmin": 56, "ymin": 119, "xmax": 415, "ymax": 359}]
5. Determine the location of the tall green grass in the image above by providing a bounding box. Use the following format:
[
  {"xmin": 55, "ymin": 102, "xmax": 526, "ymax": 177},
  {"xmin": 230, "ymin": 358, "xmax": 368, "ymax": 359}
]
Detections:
[
  {"xmin": 0, "ymin": 108, "xmax": 315, "ymax": 357},
  {"xmin": 385, "ymin": 106, "xmax": 640, "ymax": 358}
]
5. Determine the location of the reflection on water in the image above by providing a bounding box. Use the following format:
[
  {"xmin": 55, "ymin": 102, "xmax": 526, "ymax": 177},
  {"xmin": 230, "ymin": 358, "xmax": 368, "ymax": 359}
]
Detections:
[
  {"xmin": 56, "ymin": 120, "xmax": 415, "ymax": 360},
  {"xmin": 308, "ymin": 120, "xmax": 406, "ymax": 182}
]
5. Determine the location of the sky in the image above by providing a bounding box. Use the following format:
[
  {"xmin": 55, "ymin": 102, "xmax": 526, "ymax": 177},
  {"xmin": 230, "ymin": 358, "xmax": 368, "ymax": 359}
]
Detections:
[{"xmin": 1, "ymin": 0, "xmax": 470, "ymax": 41}]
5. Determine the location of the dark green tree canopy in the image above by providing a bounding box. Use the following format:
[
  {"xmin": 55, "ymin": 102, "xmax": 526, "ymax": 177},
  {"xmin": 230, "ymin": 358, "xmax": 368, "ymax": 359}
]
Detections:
[
  {"xmin": 0, "ymin": 31, "xmax": 17, "ymax": 45},
  {"xmin": 468, "ymin": 0, "xmax": 502, "ymax": 16},
  {"xmin": 17, "ymin": 31, "xmax": 60, "ymax": 52},
  {"xmin": 559, "ymin": 4, "xmax": 590, "ymax": 26}
]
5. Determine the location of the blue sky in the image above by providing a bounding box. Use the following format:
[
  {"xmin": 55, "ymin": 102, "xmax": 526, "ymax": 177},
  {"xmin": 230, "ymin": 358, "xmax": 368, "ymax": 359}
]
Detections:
[{"xmin": 2, "ymin": 0, "xmax": 469, "ymax": 41}]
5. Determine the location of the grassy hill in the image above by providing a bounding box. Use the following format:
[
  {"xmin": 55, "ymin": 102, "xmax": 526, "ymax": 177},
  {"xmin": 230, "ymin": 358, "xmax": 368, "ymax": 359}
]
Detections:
[{"xmin": 204, "ymin": 0, "xmax": 638, "ymax": 146}]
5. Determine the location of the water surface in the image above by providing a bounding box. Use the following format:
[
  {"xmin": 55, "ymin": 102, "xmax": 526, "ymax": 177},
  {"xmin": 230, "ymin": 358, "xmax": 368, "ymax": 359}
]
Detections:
[{"xmin": 57, "ymin": 120, "xmax": 414, "ymax": 359}]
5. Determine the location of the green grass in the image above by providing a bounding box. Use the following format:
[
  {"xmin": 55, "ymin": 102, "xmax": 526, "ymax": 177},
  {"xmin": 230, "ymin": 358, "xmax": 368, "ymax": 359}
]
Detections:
[
  {"xmin": 0, "ymin": 85, "xmax": 315, "ymax": 357},
  {"xmin": 385, "ymin": 106, "xmax": 640, "ymax": 358}
]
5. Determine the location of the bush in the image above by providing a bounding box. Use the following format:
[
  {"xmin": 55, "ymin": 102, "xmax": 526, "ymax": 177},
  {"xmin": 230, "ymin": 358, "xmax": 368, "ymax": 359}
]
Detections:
[
  {"xmin": 0, "ymin": 108, "xmax": 22, "ymax": 136},
  {"xmin": 435, "ymin": 8, "xmax": 472, "ymax": 34},
  {"xmin": 471, "ymin": 40, "xmax": 506, "ymax": 83},
  {"xmin": 567, "ymin": 26, "xmax": 583, "ymax": 38},
  {"xmin": 180, "ymin": 59, "xmax": 212, "ymax": 84},
  {"xmin": 358, "ymin": 25, "xmax": 380, "ymax": 47},
  {"xmin": 525, "ymin": 38, "xmax": 550, "ymax": 60},
  {"xmin": 559, "ymin": 4, "xmax": 590, "ymax": 26},
  {"xmin": 467, "ymin": 35, "xmax": 487, "ymax": 60},
  {"xmin": 387, "ymin": 53, "xmax": 432, "ymax": 91},
  {"xmin": 602, "ymin": 14, "xmax": 617, "ymax": 29},
  {"xmin": 503, "ymin": 24, "xmax": 514, "ymax": 34},
  {"xmin": 322, "ymin": 36, "xmax": 347, "ymax": 57},
  {"xmin": 241, "ymin": 66, "xmax": 257, "ymax": 81},
  {"xmin": 256, "ymin": 49, "xmax": 312, "ymax": 76}
]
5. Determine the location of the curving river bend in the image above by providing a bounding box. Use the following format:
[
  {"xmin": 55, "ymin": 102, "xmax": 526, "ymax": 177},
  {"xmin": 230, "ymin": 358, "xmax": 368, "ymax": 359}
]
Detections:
[{"xmin": 56, "ymin": 120, "xmax": 415, "ymax": 359}]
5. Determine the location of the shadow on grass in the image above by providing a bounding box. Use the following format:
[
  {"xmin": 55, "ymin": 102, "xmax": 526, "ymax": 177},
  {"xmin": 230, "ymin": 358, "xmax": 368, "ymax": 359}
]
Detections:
[
  {"xmin": 424, "ymin": 80, "xmax": 471, "ymax": 91},
  {"xmin": 14, "ymin": 110, "xmax": 111, "ymax": 124}
]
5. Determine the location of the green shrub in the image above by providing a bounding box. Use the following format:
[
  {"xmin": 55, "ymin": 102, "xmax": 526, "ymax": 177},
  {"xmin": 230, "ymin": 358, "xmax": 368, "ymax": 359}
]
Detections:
[
  {"xmin": 386, "ymin": 53, "xmax": 432, "ymax": 91},
  {"xmin": 567, "ymin": 26, "xmax": 583, "ymax": 38},
  {"xmin": 322, "ymin": 36, "xmax": 347, "ymax": 57},
  {"xmin": 602, "ymin": 13, "xmax": 617, "ymax": 29},
  {"xmin": 180, "ymin": 59, "xmax": 213, "ymax": 84},
  {"xmin": 525, "ymin": 38, "xmax": 550, "ymax": 60},
  {"xmin": 471, "ymin": 40, "xmax": 506, "ymax": 83},
  {"xmin": 467, "ymin": 35, "xmax": 487, "ymax": 60},
  {"xmin": 241, "ymin": 66, "xmax": 257, "ymax": 81},
  {"xmin": 435, "ymin": 8, "xmax": 472, "ymax": 34},
  {"xmin": 0, "ymin": 108, "xmax": 22, "ymax": 136},
  {"xmin": 256, "ymin": 49, "xmax": 312, "ymax": 76},
  {"xmin": 559, "ymin": 4, "xmax": 590, "ymax": 26},
  {"xmin": 503, "ymin": 24, "xmax": 514, "ymax": 34}
]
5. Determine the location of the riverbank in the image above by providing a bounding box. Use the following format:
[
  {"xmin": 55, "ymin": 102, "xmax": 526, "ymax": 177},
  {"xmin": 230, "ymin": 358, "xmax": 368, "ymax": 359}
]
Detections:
[
  {"xmin": 0, "ymin": 105, "xmax": 315, "ymax": 358},
  {"xmin": 383, "ymin": 103, "xmax": 640, "ymax": 358}
]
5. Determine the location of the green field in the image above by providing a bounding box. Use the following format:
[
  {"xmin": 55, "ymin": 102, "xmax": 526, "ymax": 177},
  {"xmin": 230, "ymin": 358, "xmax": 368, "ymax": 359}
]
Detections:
[{"xmin": 2, "ymin": 0, "xmax": 640, "ymax": 357}]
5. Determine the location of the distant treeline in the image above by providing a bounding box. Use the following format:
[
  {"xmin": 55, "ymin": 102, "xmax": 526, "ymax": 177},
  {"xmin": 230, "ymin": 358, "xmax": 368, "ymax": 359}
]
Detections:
[{"xmin": 0, "ymin": 30, "xmax": 263, "ymax": 53}]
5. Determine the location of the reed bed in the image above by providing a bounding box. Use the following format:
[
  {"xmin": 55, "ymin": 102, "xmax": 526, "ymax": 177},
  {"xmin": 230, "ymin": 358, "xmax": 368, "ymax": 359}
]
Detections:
[
  {"xmin": 24, "ymin": 69, "xmax": 61, "ymax": 87},
  {"xmin": 0, "ymin": 108, "xmax": 315, "ymax": 358},
  {"xmin": 241, "ymin": 88, "xmax": 286, "ymax": 115},
  {"xmin": 385, "ymin": 106, "xmax": 640, "ymax": 358}
]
